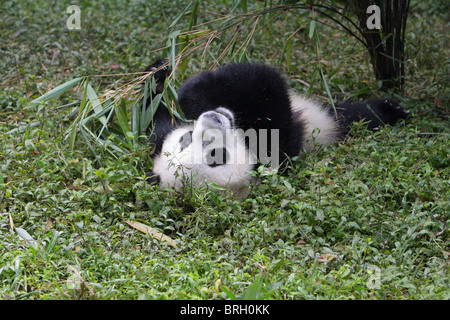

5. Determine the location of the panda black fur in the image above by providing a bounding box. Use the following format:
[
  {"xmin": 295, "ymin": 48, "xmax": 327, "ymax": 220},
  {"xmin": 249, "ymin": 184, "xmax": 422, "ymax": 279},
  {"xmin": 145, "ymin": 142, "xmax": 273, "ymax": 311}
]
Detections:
[
  {"xmin": 144, "ymin": 61, "xmax": 408, "ymax": 198},
  {"xmin": 143, "ymin": 59, "xmax": 180, "ymax": 158}
]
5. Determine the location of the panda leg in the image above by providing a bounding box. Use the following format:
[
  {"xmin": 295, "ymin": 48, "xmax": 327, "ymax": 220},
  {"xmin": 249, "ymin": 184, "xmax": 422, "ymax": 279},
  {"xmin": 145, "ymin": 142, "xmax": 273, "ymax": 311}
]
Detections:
[{"xmin": 334, "ymin": 99, "xmax": 409, "ymax": 132}]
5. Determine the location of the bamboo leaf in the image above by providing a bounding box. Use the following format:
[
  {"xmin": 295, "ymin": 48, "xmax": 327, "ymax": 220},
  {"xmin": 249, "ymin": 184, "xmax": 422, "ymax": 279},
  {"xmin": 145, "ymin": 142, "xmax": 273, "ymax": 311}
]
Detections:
[
  {"xmin": 114, "ymin": 99, "xmax": 132, "ymax": 144},
  {"xmin": 142, "ymin": 93, "xmax": 163, "ymax": 133},
  {"xmin": 68, "ymin": 81, "xmax": 90, "ymax": 150},
  {"xmin": 124, "ymin": 220, "xmax": 177, "ymax": 247},
  {"xmin": 132, "ymin": 102, "xmax": 141, "ymax": 139},
  {"xmin": 68, "ymin": 120, "xmax": 79, "ymax": 151},
  {"xmin": 168, "ymin": 31, "xmax": 181, "ymax": 72},
  {"xmin": 177, "ymin": 29, "xmax": 211, "ymax": 42},
  {"xmin": 15, "ymin": 227, "xmax": 39, "ymax": 250},
  {"xmin": 240, "ymin": 0, "xmax": 247, "ymax": 13},
  {"xmin": 8, "ymin": 212, "xmax": 15, "ymax": 230},
  {"xmin": 309, "ymin": 20, "xmax": 316, "ymax": 39},
  {"xmin": 81, "ymin": 99, "xmax": 114, "ymax": 126},
  {"xmin": 85, "ymin": 83, "xmax": 107, "ymax": 126},
  {"xmin": 168, "ymin": 1, "xmax": 194, "ymax": 30},
  {"xmin": 26, "ymin": 77, "xmax": 83, "ymax": 108},
  {"xmin": 188, "ymin": 0, "xmax": 200, "ymax": 30},
  {"xmin": 139, "ymin": 76, "xmax": 152, "ymax": 133},
  {"xmin": 164, "ymin": 82, "xmax": 184, "ymax": 121},
  {"xmin": 282, "ymin": 37, "xmax": 294, "ymax": 71}
]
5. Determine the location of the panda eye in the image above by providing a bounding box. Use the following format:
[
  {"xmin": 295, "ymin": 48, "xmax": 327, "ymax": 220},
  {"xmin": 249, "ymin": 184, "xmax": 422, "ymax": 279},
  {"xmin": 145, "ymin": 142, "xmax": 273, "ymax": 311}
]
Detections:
[
  {"xmin": 213, "ymin": 114, "xmax": 223, "ymax": 126},
  {"xmin": 215, "ymin": 108, "xmax": 235, "ymax": 129}
]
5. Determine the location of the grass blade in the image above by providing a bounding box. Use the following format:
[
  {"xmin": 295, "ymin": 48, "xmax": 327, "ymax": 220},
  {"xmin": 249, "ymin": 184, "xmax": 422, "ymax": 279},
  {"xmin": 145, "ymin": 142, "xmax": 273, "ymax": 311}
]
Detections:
[
  {"xmin": 220, "ymin": 285, "xmax": 237, "ymax": 300},
  {"xmin": 168, "ymin": 1, "xmax": 194, "ymax": 30},
  {"xmin": 79, "ymin": 125, "xmax": 102, "ymax": 166},
  {"xmin": 319, "ymin": 68, "xmax": 337, "ymax": 118}
]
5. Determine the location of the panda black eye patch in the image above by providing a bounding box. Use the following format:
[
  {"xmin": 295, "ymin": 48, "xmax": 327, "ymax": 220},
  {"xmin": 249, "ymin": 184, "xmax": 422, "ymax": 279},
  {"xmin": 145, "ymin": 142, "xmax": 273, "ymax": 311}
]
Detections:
[
  {"xmin": 179, "ymin": 130, "xmax": 193, "ymax": 151},
  {"xmin": 206, "ymin": 147, "xmax": 230, "ymax": 167}
]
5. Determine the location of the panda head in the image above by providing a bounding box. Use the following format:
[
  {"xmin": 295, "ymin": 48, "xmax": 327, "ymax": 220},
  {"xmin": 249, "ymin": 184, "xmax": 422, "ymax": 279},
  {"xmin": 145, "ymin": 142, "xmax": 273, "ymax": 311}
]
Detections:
[{"xmin": 149, "ymin": 107, "xmax": 256, "ymax": 198}]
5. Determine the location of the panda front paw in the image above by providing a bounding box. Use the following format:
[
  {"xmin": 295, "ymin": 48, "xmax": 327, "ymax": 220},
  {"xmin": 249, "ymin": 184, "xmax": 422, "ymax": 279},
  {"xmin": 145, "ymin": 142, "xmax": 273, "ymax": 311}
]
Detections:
[{"xmin": 145, "ymin": 171, "xmax": 160, "ymax": 185}]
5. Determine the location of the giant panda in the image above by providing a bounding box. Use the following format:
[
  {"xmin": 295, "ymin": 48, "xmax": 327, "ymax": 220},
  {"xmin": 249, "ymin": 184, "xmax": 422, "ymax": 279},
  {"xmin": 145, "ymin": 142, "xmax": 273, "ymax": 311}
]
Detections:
[{"xmin": 144, "ymin": 61, "xmax": 408, "ymax": 198}]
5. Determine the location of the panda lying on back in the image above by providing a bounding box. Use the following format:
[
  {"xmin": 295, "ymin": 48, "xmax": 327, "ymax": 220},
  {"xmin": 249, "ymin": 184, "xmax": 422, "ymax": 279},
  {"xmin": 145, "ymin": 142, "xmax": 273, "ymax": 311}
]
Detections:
[{"xmin": 145, "ymin": 61, "xmax": 408, "ymax": 198}]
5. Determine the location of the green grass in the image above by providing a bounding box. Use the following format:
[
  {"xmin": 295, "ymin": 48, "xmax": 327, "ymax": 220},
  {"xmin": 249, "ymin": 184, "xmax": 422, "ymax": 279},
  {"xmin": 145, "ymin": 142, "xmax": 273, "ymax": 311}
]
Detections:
[{"xmin": 0, "ymin": 0, "xmax": 449, "ymax": 300}]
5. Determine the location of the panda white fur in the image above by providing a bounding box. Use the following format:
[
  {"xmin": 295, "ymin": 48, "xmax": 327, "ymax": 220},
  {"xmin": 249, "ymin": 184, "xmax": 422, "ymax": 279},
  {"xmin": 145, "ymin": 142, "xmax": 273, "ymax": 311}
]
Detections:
[
  {"xmin": 145, "ymin": 61, "xmax": 408, "ymax": 199},
  {"xmin": 289, "ymin": 91, "xmax": 342, "ymax": 152}
]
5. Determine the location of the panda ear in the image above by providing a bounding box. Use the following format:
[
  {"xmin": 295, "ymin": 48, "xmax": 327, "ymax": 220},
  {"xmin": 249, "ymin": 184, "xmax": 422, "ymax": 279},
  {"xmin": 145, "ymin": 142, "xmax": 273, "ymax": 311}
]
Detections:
[
  {"xmin": 144, "ymin": 60, "xmax": 168, "ymax": 88},
  {"xmin": 145, "ymin": 171, "xmax": 160, "ymax": 185},
  {"xmin": 207, "ymin": 147, "xmax": 230, "ymax": 167}
]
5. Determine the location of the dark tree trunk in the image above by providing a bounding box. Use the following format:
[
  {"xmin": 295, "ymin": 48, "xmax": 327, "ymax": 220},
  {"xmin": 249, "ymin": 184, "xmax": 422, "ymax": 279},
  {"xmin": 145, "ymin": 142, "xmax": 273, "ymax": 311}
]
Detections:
[{"xmin": 351, "ymin": 0, "xmax": 410, "ymax": 92}]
